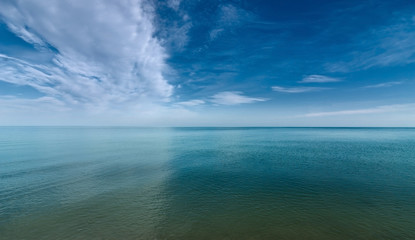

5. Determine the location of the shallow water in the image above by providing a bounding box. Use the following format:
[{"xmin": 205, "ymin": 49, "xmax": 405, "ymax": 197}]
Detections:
[{"xmin": 1, "ymin": 127, "xmax": 415, "ymax": 239}]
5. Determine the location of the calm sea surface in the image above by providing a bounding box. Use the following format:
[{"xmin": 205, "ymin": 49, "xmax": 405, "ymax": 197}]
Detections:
[{"xmin": 1, "ymin": 127, "xmax": 415, "ymax": 239}]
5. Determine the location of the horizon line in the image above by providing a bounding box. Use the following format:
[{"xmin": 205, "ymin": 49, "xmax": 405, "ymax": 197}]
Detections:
[{"xmin": 0, "ymin": 126, "xmax": 414, "ymax": 128}]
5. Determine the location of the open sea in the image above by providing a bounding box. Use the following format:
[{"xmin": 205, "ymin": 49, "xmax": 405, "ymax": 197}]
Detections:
[{"xmin": 0, "ymin": 127, "xmax": 415, "ymax": 239}]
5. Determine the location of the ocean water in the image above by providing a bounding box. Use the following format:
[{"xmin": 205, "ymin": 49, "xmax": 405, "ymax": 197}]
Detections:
[{"xmin": 1, "ymin": 127, "xmax": 415, "ymax": 239}]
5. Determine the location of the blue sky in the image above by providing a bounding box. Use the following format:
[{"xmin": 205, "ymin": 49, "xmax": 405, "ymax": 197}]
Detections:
[{"xmin": 0, "ymin": 0, "xmax": 414, "ymax": 126}]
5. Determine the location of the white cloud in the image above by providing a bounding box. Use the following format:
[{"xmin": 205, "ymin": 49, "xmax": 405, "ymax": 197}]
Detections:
[
  {"xmin": 0, "ymin": 0, "xmax": 173, "ymax": 109},
  {"xmin": 299, "ymin": 75, "xmax": 341, "ymax": 83},
  {"xmin": 363, "ymin": 81, "xmax": 403, "ymax": 88},
  {"xmin": 176, "ymin": 99, "xmax": 205, "ymax": 106},
  {"xmin": 272, "ymin": 86, "xmax": 329, "ymax": 93},
  {"xmin": 305, "ymin": 103, "xmax": 415, "ymax": 117},
  {"xmin": 210, "ymin": 91, "xmax": 267, "ymax": 105}
]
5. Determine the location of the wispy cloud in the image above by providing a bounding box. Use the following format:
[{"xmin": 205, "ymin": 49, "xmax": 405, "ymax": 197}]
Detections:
[
  {"xmin": 0, "ymin": 0, "xmax": 173, "ymax": 109},
  {"xmin": 210, "ymin": 91, "xmax": 267, "ymax": 105},
  {"xmin": 209, "ymin": 4, "xmax": 252, "ymax": 41},
  {"xmin": 305, "ymin": 103, "xmax": 415, "ymax": 117},
  {"xmin": 167, "ymin": 0, "xmax": 181, "ymax": 11},
  {"xmin": 327, "ymin": 14, "xmax": 415, "ymax": 72},
  {"xmin": 299, "ymin": 75, "xmax": 341, "ymax": 83},
  {"xmin": 272, "ymin": 86, "xmax": 329, "ymax": 93},
  {"xmin": 0, "ymin": 95, "xmax": 68, "ymax": 112},
  {"xmin": 363, "ymin": 81, "xmax": 403, "ymax": 88},
  {"xmin": 157, "ymin": 0, "xmax": 192, "ymax": 52},
  {"xmin": 176, "ymin": 99, "xmax": 205, "ymax": 106}
]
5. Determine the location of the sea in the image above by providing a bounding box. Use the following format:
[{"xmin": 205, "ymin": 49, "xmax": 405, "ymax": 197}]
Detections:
[{"xmin": 1, "ymin": 127, "xmax": 414, "ymax": 239}]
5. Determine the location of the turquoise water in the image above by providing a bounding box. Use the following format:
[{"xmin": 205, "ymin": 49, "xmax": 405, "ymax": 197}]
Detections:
[{"xmin": 1, "ymin": 127, "xmax": 415, "ymax": 239}]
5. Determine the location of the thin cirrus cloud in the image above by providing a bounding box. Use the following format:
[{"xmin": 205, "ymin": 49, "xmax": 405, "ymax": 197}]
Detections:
[
  {"xmin": 272, "ymin": 86, "xmax": 329, "ymax": 93},
  {"xmin": 210, "ymin": 91, "xmax": 267, "ymax": 105},
  {"xmin": 0, "ymin": 95, "xmax": 67, "ymax": 112},
  {"xmin": 326, "ymin": 14, "xmax": 415, "ymax": 72},
  {"xmin": 177, "ymin": 92, "xmax": 266, "ymax": 107},
  {"xmin": 363, "ymin": 81, "xmax": 403, "ymax": 88},
  {"xmin": 298, "ymin": 75, "xmax": 341, "ymax": 83},
  {"xmin": 305, "ymin": 103, "xmax": 415, "ymax": 117},
  {"xmin": 176, "ymin": 99, "xmax": 205, "ymax": 106},
  {"xmin": 0, "ymin": 0, "xmax": 173, "ymax": 109},
  {"xmin": 167, "ymin": 0, "xmax": 181, "ymax": 11},
  {"xmin": 209, "ymin": 4, "xmax": 252, "ymax": 41}
]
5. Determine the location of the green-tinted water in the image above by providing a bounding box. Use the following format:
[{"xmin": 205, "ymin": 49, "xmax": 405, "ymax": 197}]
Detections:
[{"xmin": 1, "ymin": 127, "xmax": 415, "ymax": 239}]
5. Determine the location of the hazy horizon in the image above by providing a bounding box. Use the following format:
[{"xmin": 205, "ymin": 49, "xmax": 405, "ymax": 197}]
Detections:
[{"xmin": 1, "ymin": 126, "xmax": 415, "ymax": 128}]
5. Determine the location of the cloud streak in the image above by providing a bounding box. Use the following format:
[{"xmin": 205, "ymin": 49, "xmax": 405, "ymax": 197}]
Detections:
[
  {"xmin": 299, "ymin": 75, "xmax": 341, "ymax": 83},
  {"xmin": 305, "ymin": 103, "xmax": 415, "ymax": 117},
  {"xmin": 176, "ymin": 99, "xmax": 205, "ymax": 106},
  {"xmin": 272, "ymin": 86, "xmax": 329, "ymax": 93},
  {"xmin": 363, "ymin": 81, "xmax": 403, "ymax": 88},
  {"xmin": 210, "ymin": 91, "xmax": 267, "ymax": 105}
]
